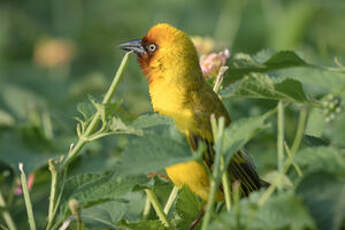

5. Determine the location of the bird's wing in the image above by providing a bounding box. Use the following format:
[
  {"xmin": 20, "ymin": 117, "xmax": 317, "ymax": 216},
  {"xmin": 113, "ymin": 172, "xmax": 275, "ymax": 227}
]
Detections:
[
  {"xmin": 186, "ymin": 84, "xmax": 263, "ymax": 196},
  {"xmin": 187, "ymin": 132, "xmax": 262, "ymax": 196}
]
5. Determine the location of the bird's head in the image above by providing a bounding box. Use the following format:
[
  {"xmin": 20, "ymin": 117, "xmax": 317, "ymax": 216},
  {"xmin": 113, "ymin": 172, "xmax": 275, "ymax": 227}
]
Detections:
[{"xmin": 119, "ymin": 24, "xmax": 202, "ymax": 84}]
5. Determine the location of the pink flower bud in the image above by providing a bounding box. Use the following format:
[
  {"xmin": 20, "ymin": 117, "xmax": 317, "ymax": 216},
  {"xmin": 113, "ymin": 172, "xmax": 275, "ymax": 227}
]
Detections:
[
  {"xmin": 14, "ymin": 173, "xmax": 35, "ymax": 196},
  {"xmin": 199, "ymin": 49, "xmax": 230, "ymax": 78}
]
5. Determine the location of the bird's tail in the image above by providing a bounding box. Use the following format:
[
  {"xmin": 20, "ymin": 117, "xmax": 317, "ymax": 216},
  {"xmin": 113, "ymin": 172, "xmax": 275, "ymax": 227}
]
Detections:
[{"xmin": 228, "ymin": 150, "xmax": 265, "ymax": 196}]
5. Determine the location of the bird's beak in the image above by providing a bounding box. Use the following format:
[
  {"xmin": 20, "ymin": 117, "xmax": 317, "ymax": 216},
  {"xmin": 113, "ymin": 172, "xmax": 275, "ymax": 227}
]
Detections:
[{"xmin": 119, "ymin": 39, "xmax": 146, "ymax": 54}]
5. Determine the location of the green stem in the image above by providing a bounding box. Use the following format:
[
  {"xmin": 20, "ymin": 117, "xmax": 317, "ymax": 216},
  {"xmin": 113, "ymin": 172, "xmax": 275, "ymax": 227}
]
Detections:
[
  {"xmin": 277, "ymin": 101, "xmax": 285, "ymax": 173},
  {"xmin": 258, "ymin": 153, "xmax": 294, "ymax": 207},
  {"xmin": 233, "ymin": 181, "xmax": 241, "ymax": 229},
  {"xmin": 201, "ymin": 117, "xmax": 225, "ymax": 230},
  {"xmin": 163, "ymin": 186, "xmax": 179, "ymax": 215},
  {"xmin": 284, "ymin": 143, "xmax": 303, "ymax": 177},
  {"xmin": 47, "ymin": 52, "xmax": 132, "ymax": 229},
  {"xmin": 144, "ymin": 189, "xmax": 170, "ymax": 227},
  {"xmin": 0, "ymin": 190, "xmax": 17, "ymax": 230},
  {"xmin": 220, "ymin": 160, "xmax": 231, "ymax": 212},
  {"xmin": 213, "ymin": 66, "xmax": 228, "ymax": 94},
  {"xmin": 47, "ymin": 160, "xmax": 58, "ymax": 226},
  {"xmin": 291, "ymin": 107, "xmax": 308, "ymax": 156},
  {"xmin": 142, "ymin": 195, "xmax": 151, "ymax": 218},
  {"xmin": 19, "ymin": 163, "xmax": 37, "ymax": 230},
  {"xmin": 69, "ymin": 199, "xmax": 82, "ymax": 230},
  {"xmin": 63, "ymin": 51, "xmax": 132, "ymax": 167}
]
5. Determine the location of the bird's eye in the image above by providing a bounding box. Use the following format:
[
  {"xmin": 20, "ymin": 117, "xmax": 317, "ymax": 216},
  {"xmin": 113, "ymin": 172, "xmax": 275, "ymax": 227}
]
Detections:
[{"xmin": 147, "ymin": 43, "xmax": 157, "ymax": 52}]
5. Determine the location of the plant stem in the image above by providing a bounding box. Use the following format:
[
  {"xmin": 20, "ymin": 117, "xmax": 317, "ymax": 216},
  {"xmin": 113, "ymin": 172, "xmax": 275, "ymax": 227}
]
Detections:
[
  {"xmin": 201, "ymin": 117, "xmax": 225, "ymax": 230},
  {"xmin": 144, "ymin": 189, "xmax": 170, "ymax": 227},
  {"xmin": 142, "ymin": 195, "xmax": 151, "ymax": 218},
  {"xmin": 46, "ymin": 52, "xmax": 132, "ymax": 230},
  {"xmin": 0, "ymin": 190, "xmax": 17, "ymax": 230},
  {"xmin": 68, "ymin": 199, "xmax": 82, "ymax": 230},
  {"xmin": 220, "ymin": 160, "xmax": 231, "ymax": 212},
  {"xmin": 258, "ymin": 153, "xmax": 294, "ymax": 207},
  {"xmin": 164, "ymin": 186, "xmax": 179, "ymax": 215},
  {"xmin": 282, "ymin": 107, "xmax": 307, "ymax": 177},
  {"xmin": 291, "ymin": 107, "xmax": 308, "ymax": 156},
  {"xmin": 63, "ymin": 51, "xmax": 132, "ymax": 167},
  {"xmin": 277, "ymin": 101, "xmax": 285, "ymax": 173},
  {"xmin": 47, "ymin": 160, "xmax": 57, "ymax": 226},
  {"xmin": 284, "ymin": 143, "xmax": 303, "ymax": 177},
  {"xmin": 19, "ymin": 163, "xmax": 37, "ymax": 230},
  {"xmin": 233, "ymin": 181, "xmax": 241, "ymax": 229},
  {"xmin": 213, "ymin": 66, "xmax": 228, "ymax": 94}
]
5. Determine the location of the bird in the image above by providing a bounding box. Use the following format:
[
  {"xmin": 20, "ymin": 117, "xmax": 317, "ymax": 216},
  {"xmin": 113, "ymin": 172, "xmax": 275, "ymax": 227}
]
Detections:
[{"xmin": 119, "ymin": 23, "xmax": 266, "ymax": 202}]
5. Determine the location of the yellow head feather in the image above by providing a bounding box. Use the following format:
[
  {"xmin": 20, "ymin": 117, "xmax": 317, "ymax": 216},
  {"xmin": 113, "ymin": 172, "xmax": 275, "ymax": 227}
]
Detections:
[{"xmin": 139, "ymin": 23, "xmax": 202, "ymax": 86}]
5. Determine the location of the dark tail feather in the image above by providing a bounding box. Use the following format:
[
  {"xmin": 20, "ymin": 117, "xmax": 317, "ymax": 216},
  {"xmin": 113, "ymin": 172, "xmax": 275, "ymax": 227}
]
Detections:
[
  {"xmin": 228, "ymin": 150, "xmax": 264, "ymax": 196},
  {"xmin": 260, "ymin": 179, "xmax": 270, "ymax": 188}
]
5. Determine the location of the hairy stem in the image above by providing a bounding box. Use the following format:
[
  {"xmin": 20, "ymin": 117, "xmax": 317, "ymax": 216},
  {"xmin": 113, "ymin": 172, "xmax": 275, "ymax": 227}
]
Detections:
[
  {"xmin": 63, "ymin": 51, "xmax": 132, "ymax": 167},
  {"xmin": 19, "ymin": 163, "xmax": 37, "ymax": 230},
  {"xmin": 164, "ymin": 186, "xmax": 179, "ymax": 215},
  {"xmin": 47, "ymin": 160, "xmax": 58, "ymax": 226},
  {"xmin": 201, "ymin": 117, "xmax": 225, "ymax": 230},
  {"xmin": 291, "ymin": 107, "xmax": 308, "ymax": 156},
  {"xmin": 0, "ymin": 190, "xmax": 17, "ymax": 230},
  {"xmin": 221, "ymin": 160, "xmax": 232, "ymax": 212},
  {"xmin": 277, "ymin": 101, "xmax": 285, "ymax": 173},
  {"xmin": 144, "ymin": 189, "xmax": 170, "ymax": 227},
  {"xmin": 142, "ymin": 195, "xmax": 151, "ymax": 218},
  {"xmin": 46, "ymin": 52, "xmax": 132, "ymax": 230}
]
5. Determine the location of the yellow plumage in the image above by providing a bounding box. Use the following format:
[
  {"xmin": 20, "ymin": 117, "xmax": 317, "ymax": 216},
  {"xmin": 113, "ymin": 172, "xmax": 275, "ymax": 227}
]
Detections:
[{"xmin": 120, "ymin": 23, "xmax": 264, "ymax": 201}]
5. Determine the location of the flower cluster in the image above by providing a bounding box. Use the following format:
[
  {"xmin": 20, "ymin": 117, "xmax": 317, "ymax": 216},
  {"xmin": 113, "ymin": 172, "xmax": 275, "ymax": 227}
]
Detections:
[
  {"xmin": 199, "ymin": 49, "xmax": 230, "ymax": 79},
  {"xmin": 191, "ymin": 36, "xmax": 230, "ymax": 79},
  {"xmin": 322, "ymin": 94, "xmax": 342, "ymax": 122}
]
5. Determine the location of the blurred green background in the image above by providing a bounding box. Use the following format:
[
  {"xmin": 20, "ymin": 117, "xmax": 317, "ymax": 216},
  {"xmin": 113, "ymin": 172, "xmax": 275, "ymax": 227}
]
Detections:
[{"xmin": 0, "ymin": 0, "xmax": 345, "ymax": 228}]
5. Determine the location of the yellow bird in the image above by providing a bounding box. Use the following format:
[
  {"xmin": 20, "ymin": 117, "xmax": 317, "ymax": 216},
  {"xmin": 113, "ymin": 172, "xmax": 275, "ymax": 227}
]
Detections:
[{"xmin": 120, "ymin": 23, "xmax": 265, "ymax": 201}]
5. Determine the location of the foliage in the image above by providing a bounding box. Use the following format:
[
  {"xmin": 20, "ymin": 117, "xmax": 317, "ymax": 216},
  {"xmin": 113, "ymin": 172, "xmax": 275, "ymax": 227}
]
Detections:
[{"xmin": 1, "ymin": 0, "xmax": 345, "ymax": 230}]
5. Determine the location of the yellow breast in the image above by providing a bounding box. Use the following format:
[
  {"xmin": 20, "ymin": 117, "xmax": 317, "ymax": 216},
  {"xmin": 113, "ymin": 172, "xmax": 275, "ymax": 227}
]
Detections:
[
  {"xmin": 148, "ymin": 78, "xmax": 223, "ymax": 201},
  {"xmin": 149, "ymin": 78, "xmax": 193, "ymax": 132}
]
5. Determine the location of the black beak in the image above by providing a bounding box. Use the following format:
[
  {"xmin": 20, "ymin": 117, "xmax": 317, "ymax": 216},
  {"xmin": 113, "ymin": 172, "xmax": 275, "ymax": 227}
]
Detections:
[{"xmin": 119, "ymin": 39, "xmax": 146, "ymax": 54}]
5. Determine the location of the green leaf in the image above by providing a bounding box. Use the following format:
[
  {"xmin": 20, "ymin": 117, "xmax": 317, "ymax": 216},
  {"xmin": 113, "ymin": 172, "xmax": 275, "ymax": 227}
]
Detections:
[
  {"xmin": 120, "ymin": 125, "xmax": 197, "ymax": 176},
  {"xmin": 117, "ymin": 220, "xmax": 165, "ymax": 230},
  {"xmin": 224, "ymin": 50, "xmax": 309, "ymax": 85},
  {"xmin": 81, "ymin": 200, "xmax": 127, "ymax": 229},
  {"xmin": 263, "ymin": 50, "xmax": 307, "ymax": 68},
  {"xmin": 221, "ymin": 74, "xmax": 313, "ymax": 104},
  {"xmin": 77, "ymin": 102, "xmax": 96, "ymax": 121},
  {"xmin": 305, "ymin": 108, "xmax": 327, "ymax": 137},
  {"xmin": 62, "ymin": 170, "xmax": 148, "ymax": 206},
  {"xmin": 92, "ymin": 99, "xmax": 123, "ymax": 123},
  {"xmin": 273, "ymin": 67, "xmax": 345, "ymax": 95},
  {"xmin": 297, "ymin": 171, "xmax": 345, "ymax": 230},
  {"xmin": 56, "ymin": 169, "xmax": 149, "ymax": 226},
  {"xmin": 224, "ymin": 50, "xmax": 345, "ymax": 99},
  {"xmin": 107, "ymin": 117, "xmax": 142, "ymax": 135},
  {"xmin": 174, "ymin": 186, "xmax": 202, "ymax": 229},
  {"xmin": 294, "ymin": 147, "xmax": 345, "ymax": 175},
  {"xmin": 302, "ymin": 135, "xmax": 330, "ymax": 147},
  {"xmin": 323, "ymin": 110, "xmax": 345, "ymax": 148},
  {"xmin": 306, "ymin": 103, "xmax": 345, "ymax": 148},
  {"xmin": 222, "ymin": 112, "xmax": 270, "ymax": 162},
  {"xmin": 0, "ymin": 150, "xmax": 55, "ymax": 174},
  {"xmin": 209, "ymin": 191, "xmax": 315, "ymax": 230},
  {"xmin": 1, "ymin": 84, "xmax": 47, "ymax": 119},
  {"xmin": 262, "ymin": 170, "xmax": 293, "ymax": 189},
  {"xmin": 131, "ymin": 114, "xmax": 174, "ymax": 129},
  {"xmin": 0, "ymin": 109, "xmax": 15, "ymax": 127},
  {"xmin": 0, "ymin": 131, "xmax": 57, "ymax": 173}
]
